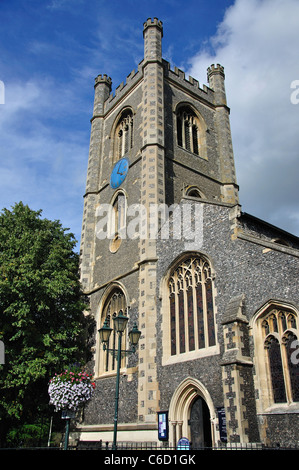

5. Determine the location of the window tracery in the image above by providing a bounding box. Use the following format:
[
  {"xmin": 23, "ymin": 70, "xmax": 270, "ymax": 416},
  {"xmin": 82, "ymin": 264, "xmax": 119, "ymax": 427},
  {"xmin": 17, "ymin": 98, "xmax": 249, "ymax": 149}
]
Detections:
[
  {"xmin": 114, "ymin": 109, "xmax": 133, "ymax": 161},
  {"xmin": 168, "ymin": 256, "xmax": 216, "ymax": 356},
  {"xmin": 97, "ymin": 289, "xmax": 127, "ymax": 375},
  {"xmin": 177, "ymin": 107, "xmax": 199, "ymax": 155},
  {"xmin": 261, "ymin": 307, "xmax": 299, "ymax": 404}
]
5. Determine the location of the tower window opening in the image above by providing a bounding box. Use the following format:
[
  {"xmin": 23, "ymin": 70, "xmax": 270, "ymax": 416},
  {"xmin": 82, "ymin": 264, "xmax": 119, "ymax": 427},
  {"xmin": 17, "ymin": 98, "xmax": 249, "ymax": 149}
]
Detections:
[
  {"xmin": 186, "ymin": 186, "xmax": 202, "ymax": 198},
  {"xmin": 115, "ymin": 109, "xmax": 133, "ymax": 161},
  {"xmin": 109, "ymin": 191, "xmax": 126, "ymax": 252},
  {"xmin": 176, "ymin": 107, "xmax": 200, "ymax": 156}
]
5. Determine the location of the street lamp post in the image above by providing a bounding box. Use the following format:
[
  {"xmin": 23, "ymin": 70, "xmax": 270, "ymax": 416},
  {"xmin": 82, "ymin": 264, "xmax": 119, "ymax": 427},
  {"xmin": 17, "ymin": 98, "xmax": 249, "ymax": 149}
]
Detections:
[{"xmin": 99, "ymin": 310, "xmax": 141, "ymax": 450}]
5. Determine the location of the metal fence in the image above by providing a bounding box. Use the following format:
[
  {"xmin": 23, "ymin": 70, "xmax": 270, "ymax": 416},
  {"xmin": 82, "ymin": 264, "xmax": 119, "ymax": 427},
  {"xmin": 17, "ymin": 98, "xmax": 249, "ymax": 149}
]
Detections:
[
  {"xmin": 1, "ymin": 440, "xmax": 298, "ymax": 451},
  {"xmin": 74, "ymin": 440, "xmax": 298, "ymax": 451}
]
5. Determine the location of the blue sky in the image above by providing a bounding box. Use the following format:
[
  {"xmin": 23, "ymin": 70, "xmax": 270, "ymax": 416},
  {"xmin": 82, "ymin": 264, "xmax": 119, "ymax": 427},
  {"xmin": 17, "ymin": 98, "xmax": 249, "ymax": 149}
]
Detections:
[{"xmin": 1, "ymin": 0, "xmax": 299, "ymax": 250}]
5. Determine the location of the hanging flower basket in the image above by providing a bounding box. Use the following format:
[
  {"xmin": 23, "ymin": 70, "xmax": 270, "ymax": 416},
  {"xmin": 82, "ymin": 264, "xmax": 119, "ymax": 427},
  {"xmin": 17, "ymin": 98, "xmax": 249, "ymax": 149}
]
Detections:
[{"xmin": 48, "ymin": 367, "xmax": 96, "ymax": 412}]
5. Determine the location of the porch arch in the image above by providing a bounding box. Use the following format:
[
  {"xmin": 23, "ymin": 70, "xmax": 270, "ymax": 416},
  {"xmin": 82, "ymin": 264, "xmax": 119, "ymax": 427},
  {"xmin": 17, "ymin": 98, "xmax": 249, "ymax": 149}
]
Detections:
[{"xmin": 168, "ymin": 377, "xmax": 218, "ymax": 447}]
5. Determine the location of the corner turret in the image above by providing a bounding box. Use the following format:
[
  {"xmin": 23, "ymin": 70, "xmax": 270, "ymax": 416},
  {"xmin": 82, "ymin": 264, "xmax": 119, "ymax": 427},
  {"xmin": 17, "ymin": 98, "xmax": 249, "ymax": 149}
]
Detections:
[
  {"xmin": 143, "ymin": 17, "xmax": 163, "ymax": 63},
  {"xmin": 93, "ymin": 74, "xmax": 112, "ymax": 116},
  {"xmin": 207, "ymin": 64, "xmax": 226, "ymax": 106}
]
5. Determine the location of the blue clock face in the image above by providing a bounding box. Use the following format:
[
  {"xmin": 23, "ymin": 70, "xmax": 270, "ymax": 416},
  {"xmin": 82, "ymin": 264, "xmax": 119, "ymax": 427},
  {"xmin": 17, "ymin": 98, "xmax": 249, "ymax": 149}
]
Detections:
[{"xmin": 110, "ymin": 157, "xmax": 129, "ymax": 189}]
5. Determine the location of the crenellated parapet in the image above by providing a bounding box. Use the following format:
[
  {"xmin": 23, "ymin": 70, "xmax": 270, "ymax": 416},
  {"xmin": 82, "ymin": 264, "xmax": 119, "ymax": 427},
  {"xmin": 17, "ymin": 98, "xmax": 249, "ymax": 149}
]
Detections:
[
  {"xmin": 95, "ymin": 59, "xmax": 227, "ymax": 117},
  {"xmin": 93, "ymin": 17, "xmax": 227, "ymax": 117},
  {"xmin": 91, "ymin": 62, "xmax": 144, "ymax": 117},
  {"xmin": 163, "ymin": 59, "xmax": 214, "ymax": 101},
  {"xmin": 105, "ymin": 61, "xmax": 144, "ymax": 110}
]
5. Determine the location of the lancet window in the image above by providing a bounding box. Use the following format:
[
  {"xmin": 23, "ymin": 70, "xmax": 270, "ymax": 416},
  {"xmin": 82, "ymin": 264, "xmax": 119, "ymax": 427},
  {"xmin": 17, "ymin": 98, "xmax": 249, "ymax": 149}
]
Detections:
[{"xmin": 109, "ymin": 191, "xmax": 126, "ymax": 244}]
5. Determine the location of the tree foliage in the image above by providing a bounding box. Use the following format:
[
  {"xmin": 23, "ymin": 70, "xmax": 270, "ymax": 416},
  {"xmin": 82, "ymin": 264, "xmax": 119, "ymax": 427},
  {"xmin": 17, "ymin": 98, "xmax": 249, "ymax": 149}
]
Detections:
[{"xmin": 0, "ymin": 202, "xmax": 90, "ymax": 436}]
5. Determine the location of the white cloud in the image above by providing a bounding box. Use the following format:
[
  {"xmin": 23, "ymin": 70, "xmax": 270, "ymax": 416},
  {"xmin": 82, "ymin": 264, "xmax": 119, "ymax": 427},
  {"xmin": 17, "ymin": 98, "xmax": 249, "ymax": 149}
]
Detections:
[
  {"xmin": 0, "ymin": 76, "xmax": 89, "ymax": 243},
  {"xmin": 187, "ymin": 0, "xmax": 299, "ymax": 236},
  {"xmin": 0, "ymin": 81, "xmax": 41, "ymax": 124},
  {"xmin": 47, "ymin": 0, "xmax": 84, "ymax": 11}
]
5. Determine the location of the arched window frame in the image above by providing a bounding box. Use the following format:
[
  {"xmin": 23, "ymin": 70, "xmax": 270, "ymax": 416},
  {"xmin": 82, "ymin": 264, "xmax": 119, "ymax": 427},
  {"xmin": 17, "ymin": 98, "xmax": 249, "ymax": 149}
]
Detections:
[
  {"xmin": 184, "ymin": 185, "xmax": 205, "ymax": 199},
  {"xmin": 96, "ymin": 285, "xmax": 129, "ymax": 377},
  {"xmin": 252, "ymin": 302, "xmax": 299, "ymax": 412},
  {"xmin": 112, "ymin": 107, "xmax": 134, "ymax": 163},
  {"xmin": 160, "ymin": 253, "xmax": 219, "ymax": 365},
  {"xmin": 108, "ymin": 190, "xmax": 127, "ymax": 252},
  {"xmin": 176, "ymin": 104, "xmax": 207, "ymax": 159}
]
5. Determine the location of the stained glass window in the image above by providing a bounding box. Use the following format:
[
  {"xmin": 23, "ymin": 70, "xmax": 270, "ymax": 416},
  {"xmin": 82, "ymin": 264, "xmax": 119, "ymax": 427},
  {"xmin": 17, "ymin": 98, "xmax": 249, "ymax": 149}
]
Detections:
[
  {"xmin": 285, "ymin": 333, "xmax": 299, "ymax": 402},
  {"xmin": 168, "ymin": 256, "xmax": 216, "ymax": 356},
  {"xmin": 266, "ymin": 336, "xmax": 286, "ymax": 403},
  {"xmin": 262, "ymin": 307, "xmax": 299, "ymax": 404},
  {"xmin": 170, "ymin": 293, "xmax": 176, "ymax": 356},
  {"xmin": 99, "ymin": 289, "xmax": 127, "ymax": 374}
]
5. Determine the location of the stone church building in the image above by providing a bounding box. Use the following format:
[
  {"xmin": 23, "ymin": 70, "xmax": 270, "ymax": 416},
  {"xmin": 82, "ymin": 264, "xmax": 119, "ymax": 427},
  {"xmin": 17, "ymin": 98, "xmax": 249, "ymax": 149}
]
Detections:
[{"xmin": 78, "ymin": 18, "xmax": 299, "ymax": 448}]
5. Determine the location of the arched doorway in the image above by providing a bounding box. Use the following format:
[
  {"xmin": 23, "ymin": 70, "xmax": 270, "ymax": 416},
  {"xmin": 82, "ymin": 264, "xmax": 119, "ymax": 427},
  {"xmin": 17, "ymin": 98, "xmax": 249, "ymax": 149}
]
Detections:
[
  {"xmin": 169, "ymin": 377, "xmax": 217, "ymax": 448},
  {"xmin": 189, "ymin": 395, "xmax": 212, "ymax": 448}
]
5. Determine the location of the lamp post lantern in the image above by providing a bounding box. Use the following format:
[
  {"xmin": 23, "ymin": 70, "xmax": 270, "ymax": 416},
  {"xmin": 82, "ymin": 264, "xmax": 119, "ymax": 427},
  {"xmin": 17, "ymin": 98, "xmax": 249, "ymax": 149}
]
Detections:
[{"xmin": 98, "ymin": 310, "xmax": 141, "ymax": 449}]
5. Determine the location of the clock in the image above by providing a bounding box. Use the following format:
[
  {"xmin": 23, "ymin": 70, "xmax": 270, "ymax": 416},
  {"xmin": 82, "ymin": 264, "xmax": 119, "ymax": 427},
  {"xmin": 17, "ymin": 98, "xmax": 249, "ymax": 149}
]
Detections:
[{"xmin": 110, "ymin": 157, "xmax": 129, "ymax": 189}]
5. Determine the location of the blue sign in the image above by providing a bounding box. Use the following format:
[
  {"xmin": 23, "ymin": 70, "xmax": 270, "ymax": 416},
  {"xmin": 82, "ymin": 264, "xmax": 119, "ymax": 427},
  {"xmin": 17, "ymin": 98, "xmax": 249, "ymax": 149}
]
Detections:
[
  {"xmin": 177, "ymin": 437, "xmax": 190, "ymax": 450},
  {"xmin": 217, "ymin": 407, "xmax": 227, "ymax": 442},
  {"xmin": 158, "ymin": 411, "xmax": 168, "ymax": 441}
]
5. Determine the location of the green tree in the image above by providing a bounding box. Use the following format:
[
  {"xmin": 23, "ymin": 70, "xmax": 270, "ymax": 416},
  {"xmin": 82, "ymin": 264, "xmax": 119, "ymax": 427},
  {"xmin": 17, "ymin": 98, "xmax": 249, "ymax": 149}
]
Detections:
[{"xmin": 0, "ymin": 202, "xmax": 91, "ymax": 444}]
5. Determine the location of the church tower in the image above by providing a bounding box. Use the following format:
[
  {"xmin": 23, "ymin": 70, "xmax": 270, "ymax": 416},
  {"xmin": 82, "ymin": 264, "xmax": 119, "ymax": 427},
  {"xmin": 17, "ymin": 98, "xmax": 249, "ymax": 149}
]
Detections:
[{"xmin": 79, "ymin": 18, "xmax": 242, "ymax": 445}]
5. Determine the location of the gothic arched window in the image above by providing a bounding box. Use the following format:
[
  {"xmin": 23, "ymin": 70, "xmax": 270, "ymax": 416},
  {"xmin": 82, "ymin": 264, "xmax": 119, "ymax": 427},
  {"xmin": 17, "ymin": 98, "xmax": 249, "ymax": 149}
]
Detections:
[
  {"xmin": 185, "ymin": 186, "xmax": 204, "ymax": 199},
  {"xmin": 261, "ymin": 307, "xmax": 299, "ymax": 404},
  {"xmin": 97, "ymin": 288, "xmax": 127, "ymax": 375},
  {"xmin": 176, "ymin": 106, "xmax": 206, "ymax": 157},
  {"xmin": 114, "ymin": 109, "xmax": 133, "ymax": 161},
  {"xmin": 168, "ymin": 256, "xmax": 216, "ymax": 356}
]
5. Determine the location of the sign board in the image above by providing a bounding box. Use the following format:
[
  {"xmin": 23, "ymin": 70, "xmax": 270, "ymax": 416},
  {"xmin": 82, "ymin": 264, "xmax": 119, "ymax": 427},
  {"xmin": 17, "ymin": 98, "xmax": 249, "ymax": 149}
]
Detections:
[
  {"xmin": 217, "ymin": 407, "xmax": 227, "ymax": 442},
  {"xmin": 177, "ymin": 437, "xmax": 190, "ymax": 450},
  {"xmin": 157, "ymin": 411, "xmax": 168, "ymax": 441},
  {"xmin": 61, "ymin": 409, "xmax": 76, "ymax": 420}
]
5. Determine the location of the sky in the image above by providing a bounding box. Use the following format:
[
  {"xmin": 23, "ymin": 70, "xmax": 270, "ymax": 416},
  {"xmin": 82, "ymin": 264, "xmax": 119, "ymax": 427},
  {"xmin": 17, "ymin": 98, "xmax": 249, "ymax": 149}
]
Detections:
[{"xmin": 0, "ymin": 0, "xmax": 299, "ymax": 251}]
